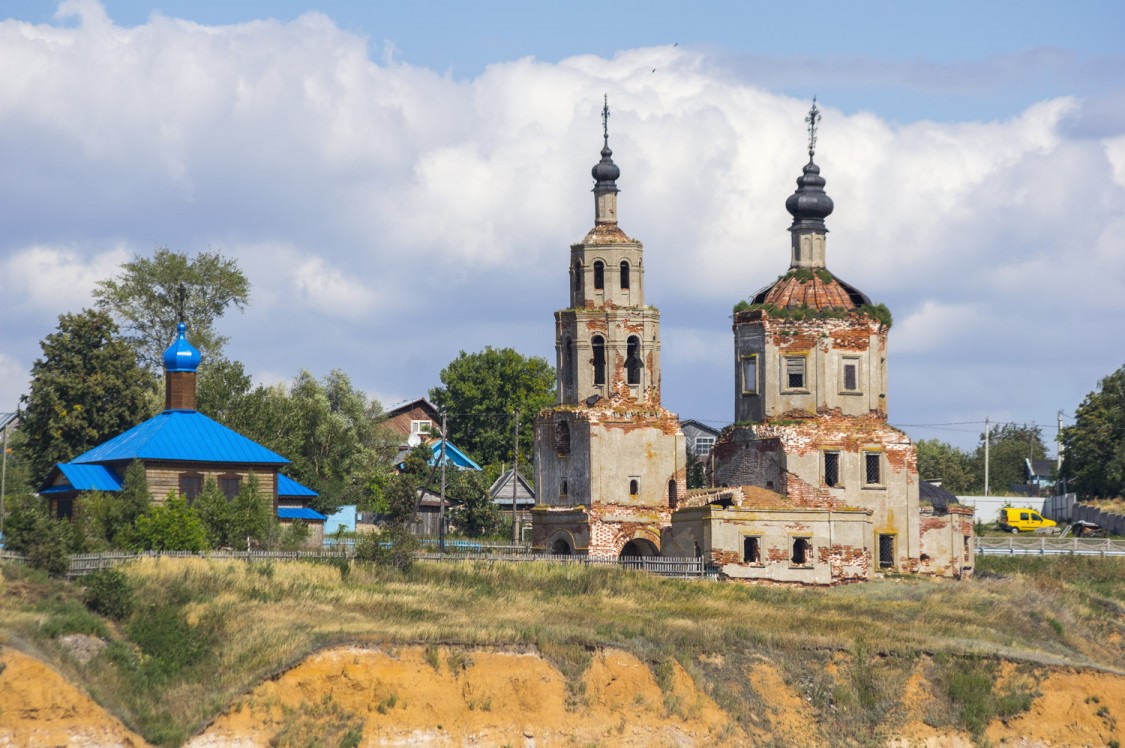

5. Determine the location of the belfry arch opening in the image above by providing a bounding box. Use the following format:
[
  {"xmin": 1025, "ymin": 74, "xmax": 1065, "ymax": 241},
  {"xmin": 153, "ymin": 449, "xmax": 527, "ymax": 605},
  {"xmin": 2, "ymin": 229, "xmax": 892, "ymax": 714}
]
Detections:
[
  {"xmin": 593, "ymin": 260, "xmax": 605, "ymax": 290},
  {"xmin": 620, "ymin": 260, "xmax": 630, "ymax": 290},
  {"xmin": 573, "ymin": 262, "xmax": 582, "ymax": 293},
  {"xmin": 626, "ymin": 335, "xmax": 642, "ymax": 385},
  {"xmin": 592, "ymin": 335, "xmax": 606, "ymax": 385},
  {"xmin": 563, "ymin": 338, "xmax": 575, "ymax": 392}
]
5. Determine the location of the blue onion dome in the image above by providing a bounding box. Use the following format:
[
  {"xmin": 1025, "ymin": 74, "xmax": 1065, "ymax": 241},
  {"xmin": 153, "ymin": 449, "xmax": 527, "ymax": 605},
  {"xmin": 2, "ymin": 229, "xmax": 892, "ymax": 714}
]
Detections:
[
  {"xmin": 162, "ymin": 322, "xmax": 201, "ymax": 372},
  {"xmin": 785, "ymin": 159, "xmax": 834, "ymax": 230},
  {"xmin": 592, "ymin": 142, "xmax": 620, "ymax": 190}
]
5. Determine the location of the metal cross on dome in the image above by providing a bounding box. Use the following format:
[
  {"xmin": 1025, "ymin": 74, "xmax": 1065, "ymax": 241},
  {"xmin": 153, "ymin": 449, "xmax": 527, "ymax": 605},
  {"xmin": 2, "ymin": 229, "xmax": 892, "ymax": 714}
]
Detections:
[
  {"xmin": 601, "ymin": 94, "xmax": 610, "ymax": 144},
  {"xmin": 806, "ymin": 97, "xmax": 821, "ymax": 159}
]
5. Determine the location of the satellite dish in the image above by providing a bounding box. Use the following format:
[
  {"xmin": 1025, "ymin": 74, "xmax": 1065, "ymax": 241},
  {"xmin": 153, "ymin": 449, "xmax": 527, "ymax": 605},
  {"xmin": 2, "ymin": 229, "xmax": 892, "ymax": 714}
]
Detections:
[{"xmin": 407, "ymin": 433, "xmax": 421, "ymax": 447}]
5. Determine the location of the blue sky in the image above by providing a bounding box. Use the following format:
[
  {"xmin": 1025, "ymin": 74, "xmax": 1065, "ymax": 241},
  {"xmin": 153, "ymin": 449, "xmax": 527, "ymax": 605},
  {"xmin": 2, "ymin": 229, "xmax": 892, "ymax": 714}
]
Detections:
[{"xmin": 1, "ymin": 0, "xmax": 1123, "ymax": 456}]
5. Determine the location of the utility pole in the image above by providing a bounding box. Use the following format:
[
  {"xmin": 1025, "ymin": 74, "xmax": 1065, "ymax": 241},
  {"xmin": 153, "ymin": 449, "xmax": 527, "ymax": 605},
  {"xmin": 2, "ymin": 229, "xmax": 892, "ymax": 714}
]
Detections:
[
  {"xmin": 512, "ymin": 409, "xmax": 520, "ymax": 544},
  {"xmin": 984, "ymin": 416, "xmax": 990, "ymax": 497},
  {"xmin": 439, "ymin": 412, "xmax": 447, "ymax": 554},
  {"xmin": 1056, "ymin": 410, "xmax": 1064, "ymax": 474}
]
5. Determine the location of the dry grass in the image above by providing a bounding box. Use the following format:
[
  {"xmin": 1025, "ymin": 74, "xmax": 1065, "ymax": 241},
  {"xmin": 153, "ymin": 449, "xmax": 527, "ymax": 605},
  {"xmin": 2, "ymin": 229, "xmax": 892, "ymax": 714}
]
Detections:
[{"xmin": 1, "ymin": 555, "xmax": 1122, "ymax": 746}]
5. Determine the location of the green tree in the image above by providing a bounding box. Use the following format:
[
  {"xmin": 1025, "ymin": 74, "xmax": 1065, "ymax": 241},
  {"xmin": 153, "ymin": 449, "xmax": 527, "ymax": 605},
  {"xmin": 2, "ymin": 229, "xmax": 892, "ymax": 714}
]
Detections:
[
  {"xmin": 18, "ymin": 310, "xmax": 156, "ymax": 482},
  {"xmin": 195, "ymin": 356, "xmax": 254, "ymax": 427},
  {"xmin": 1, "ymin": 492, "xmax": 70, "ymax": 576},
  {"xmin": 194, "ymin": 477, "xmax": 233, "ymax": 548},
  {"xmin": 1060, "ymin": 365, "xmax": 1125, "ymax": 499},
  {"xmin": 429, "ymin": 347, "xmax": 556, "ymax": 469},
  {"xmin": 134, "ymin": 492, "xmax": 208, "ymax": 551},
  {"xmin": 227, "ymin": 474, "xmax": 274, "ymax": 548},
  {"xmin": 93, "ymin": 248, "xmax": 250, "ymax": 370},
  {"xmin": 916, "ymin": 439, "xmax": 977, "ymax": 494},
  {"xmin": 972, "ymin": 423, "xmax": 1048, "ymax": 496},
  {"xmin": 448, "ymin": 470, "xmax": 502, "ymax": 537}
]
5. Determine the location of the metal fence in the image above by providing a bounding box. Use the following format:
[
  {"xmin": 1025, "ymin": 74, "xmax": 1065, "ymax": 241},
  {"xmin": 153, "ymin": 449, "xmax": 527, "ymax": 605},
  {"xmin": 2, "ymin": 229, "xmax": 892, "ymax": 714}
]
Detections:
[{"xmin": 974, "ymin": 536, "xmax": 1125, "ymax": 557}]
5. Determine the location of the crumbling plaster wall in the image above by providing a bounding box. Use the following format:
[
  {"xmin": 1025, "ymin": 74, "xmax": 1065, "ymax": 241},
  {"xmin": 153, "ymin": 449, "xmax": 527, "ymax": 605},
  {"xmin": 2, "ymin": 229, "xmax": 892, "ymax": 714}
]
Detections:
[
  {"xmin": 663, "ymin": 505, "xmax": 873, "ymax": 584},
  {"xmin": 918, "ymin": 505, "xmax": 976, "ymax": 578}
]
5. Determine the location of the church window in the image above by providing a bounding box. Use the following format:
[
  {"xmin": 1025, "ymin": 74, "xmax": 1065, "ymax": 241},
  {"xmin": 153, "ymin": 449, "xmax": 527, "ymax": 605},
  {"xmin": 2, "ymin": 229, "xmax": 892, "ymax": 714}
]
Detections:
[
  {"xmin": 620, "ymin": 260, "xmax": 630, "ymax": 289},
  {"xmin": 785, "ymin": 356, "xmax": 806, "ymax": 390},
  {"xmin": 593, "ymin": 261, "xmax": 605, "ymax": 290},
  {"xmin": 560, "ymin": 479, "xmax": 568, "ymax": 497},
  {"xmin": 842, "ymin": 357, "xmax": 860, "ymax": 392},
  {"xmin": 864, "ymin": 451, "xmax": 882, "ymax": 485},
  {"xmin": 573, "ymin": 262, "xmax": 582, "ymax": 293},
  {"xmin": 791, "ymin": 537, "xmax": 811, "ymax": 566},
  {"xmin": 824, "ymin": 451, "xmax": 840, "ymax": 487},
  {"xmin": 879, "ymin": 534, "xmax": 895, "ymax": 568},
  {"xmin": 555, "ymin": 421, "xmax": 571, "ymax": 455},
  {"xmin": 179, "ymin": 473, "xmax": 204, "ymax": 503},
  {"xmin": 592, "ymin": 336, "xmax": 606, "ymax": 385},
  {"xmin": 740, "ymin": 355, "xmax": 758, "ymax": 394},
  {"xmin": 743, "ymin": 536, "xmax": 761, "ymax": 564},
  {"xmin": 668, "ymin": 479, "xmax": 677, "ymax": 504},
  {"xmin": 626, "ymin": 335, "xmax": 642, "ymax": 385},
  {"xmin": 629, "ymin": 478, "xmax": 639, "ymax": 496}
]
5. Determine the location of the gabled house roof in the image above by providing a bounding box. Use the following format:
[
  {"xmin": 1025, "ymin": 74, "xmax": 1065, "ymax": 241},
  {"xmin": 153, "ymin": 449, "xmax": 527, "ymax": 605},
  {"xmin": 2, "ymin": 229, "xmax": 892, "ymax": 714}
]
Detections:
[
  {"xmin": 394, "ymin": 440, "xmax": 482, "ymax": 472},
  {"xmin": 277, "ymin": 473, "xmax": 318, "ymax": 499},
  {"xmin": 489, "ymin": 469, "xmax": 536, "ymax": 506},
  {"xmin": 680, "ymin": 419, "xmax": 721, "ymax": 438},
  {"xmin": 385, "ymin": 397, "xmax": 440, "ymax": 420},
  {"xmin": 278, "ymin": 507, "xmax": 327, "ymax": 521},
  {"xmin": 920, "ymin": 480, "xmax": 961, "ymax": 511},
  {"xmin": 70, "ymin": 410, "xmax": 289, "ymax": 466}
]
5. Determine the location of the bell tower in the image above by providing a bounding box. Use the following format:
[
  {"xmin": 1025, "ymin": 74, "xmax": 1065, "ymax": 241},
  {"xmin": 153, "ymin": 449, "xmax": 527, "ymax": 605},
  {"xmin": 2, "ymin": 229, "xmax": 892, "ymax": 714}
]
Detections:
[
  {"xmin": 555, "ymin": 97, "xmax": 662, "ymax": 406},
  {"xmin": 533, "ymin": 99, "xmax": 685, "ymax": 558}
]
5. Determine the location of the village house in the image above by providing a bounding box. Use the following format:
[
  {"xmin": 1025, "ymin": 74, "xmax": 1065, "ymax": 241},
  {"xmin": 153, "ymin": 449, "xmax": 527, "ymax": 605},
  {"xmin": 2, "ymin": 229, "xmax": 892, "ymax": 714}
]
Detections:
[{"xmin": 38, "ymin": 322, "xmax": 327, "ymax": 545}]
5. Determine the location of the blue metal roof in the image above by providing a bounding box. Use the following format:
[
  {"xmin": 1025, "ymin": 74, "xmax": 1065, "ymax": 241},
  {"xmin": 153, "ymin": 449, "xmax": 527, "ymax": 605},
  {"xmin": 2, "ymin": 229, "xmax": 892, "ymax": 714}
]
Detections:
[
  {"xmin": 428, "ymin": 440, "xmax": 482, "ymax": 471},
  {"xmin": 53, "ymin": 463, "xmax": 125, "ymax": 492},
  {"xmin": 70, "ymin": 410, "xmax": 289, "ymax": 465},
  {"xmin": 277, "ymin": 473, "xmax": 318, "ymax": 498},
  {"xmin": 278, "ymin": 507, "xmax": 327, "ymax": 521}
]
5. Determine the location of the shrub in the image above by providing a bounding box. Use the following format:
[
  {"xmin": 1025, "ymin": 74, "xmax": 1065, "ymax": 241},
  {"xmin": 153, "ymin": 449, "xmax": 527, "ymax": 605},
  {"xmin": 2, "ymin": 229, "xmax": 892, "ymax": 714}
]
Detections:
[
  {"xmin": 83, "ymin": 568, "xmax": 134, "ymax": 620},
  {"xmin": 354, "ymin": 526, "xmax": 417, "ymax": 572}
]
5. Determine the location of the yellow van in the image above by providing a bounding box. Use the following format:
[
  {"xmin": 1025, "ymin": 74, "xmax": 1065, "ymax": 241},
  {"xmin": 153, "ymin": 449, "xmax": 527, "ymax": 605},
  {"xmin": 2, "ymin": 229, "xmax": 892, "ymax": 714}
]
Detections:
[{"xmin": 998, "ymin": 507, "xmax": 1057, "ymax": 534}]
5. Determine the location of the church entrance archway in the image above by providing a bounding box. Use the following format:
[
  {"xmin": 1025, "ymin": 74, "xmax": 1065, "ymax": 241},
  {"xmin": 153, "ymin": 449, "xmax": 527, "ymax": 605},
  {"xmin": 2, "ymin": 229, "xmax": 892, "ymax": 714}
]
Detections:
[
  {"xmin": 619, "ymin": 538, "xmax": 659, "ymax": 559},
  {"xmin": 551, "ymin": 537, "xmax": 573, "ymax": 555}
]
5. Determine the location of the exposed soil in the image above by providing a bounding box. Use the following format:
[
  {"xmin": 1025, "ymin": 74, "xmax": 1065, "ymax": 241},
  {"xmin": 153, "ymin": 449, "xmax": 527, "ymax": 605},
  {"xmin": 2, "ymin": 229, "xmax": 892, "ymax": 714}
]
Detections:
[
  {"xmin": 2, "ymin": 644, "xmax": 1122, "ymax": 747},
  {"xmin": 0, "ymin": 647, "xmax": 146, "ymax": 748}
]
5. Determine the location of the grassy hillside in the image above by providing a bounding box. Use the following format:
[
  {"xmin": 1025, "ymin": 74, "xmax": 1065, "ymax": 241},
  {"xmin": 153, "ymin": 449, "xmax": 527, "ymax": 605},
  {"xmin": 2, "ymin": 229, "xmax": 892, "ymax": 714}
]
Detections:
[{"xmin": 1, "ymin": 555, "xmax": 1122, "ymax": 746}]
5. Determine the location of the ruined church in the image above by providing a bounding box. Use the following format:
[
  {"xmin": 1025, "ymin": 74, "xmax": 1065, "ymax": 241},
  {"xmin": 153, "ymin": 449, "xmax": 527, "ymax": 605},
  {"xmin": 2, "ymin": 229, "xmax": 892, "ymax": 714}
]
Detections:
[{"xmin": 532, "ymin": 101, "xmax": 973, "ymax": 582}]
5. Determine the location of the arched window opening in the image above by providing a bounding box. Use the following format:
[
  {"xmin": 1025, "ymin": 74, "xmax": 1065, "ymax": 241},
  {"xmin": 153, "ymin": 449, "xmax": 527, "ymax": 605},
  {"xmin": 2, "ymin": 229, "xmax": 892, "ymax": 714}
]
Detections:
[
  {"xmin": 560, "ymin": 478, "xmax": 568, "ymax": 496},
  {"xmin": 592, "ymin": 336, "xmax": 606, "ymax": 385},
  {"xmin": 668, "ymin": 479, "xmax": 678, "ymax": 505},
  {"xmin": 593, "ymin": 260, "xmax": 605, "ymax": 290},
  {"xmin": 620, "ymin": 260, "xmax": 630, "ymax": 289},
  {"xmin": 555, "ymin": 421, "xmax": 571, "ymax": 455},
  {"xmin": 573, "ymin": 262, "xmax": 582, "ymax": 293},
  {"xmin": 629, "ymin": 479, "xmax": 639, "ymax": 496},
  {"xmin": 626, "ymin": 335, "xmax": 642, "ymax": 386}
]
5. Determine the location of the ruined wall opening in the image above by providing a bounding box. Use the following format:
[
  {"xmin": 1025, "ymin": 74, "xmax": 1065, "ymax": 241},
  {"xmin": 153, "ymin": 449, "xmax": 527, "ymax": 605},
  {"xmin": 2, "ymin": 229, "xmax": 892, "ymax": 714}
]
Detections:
[
  {"xmin": 791, "ymin": 537, "xmax": 811, "ymax": 565},
  {"xmin": 563, "ymin": 338, "xmax": 575, "ymax": 394},
  {"xmin": 620, "ymin": 260, "xmax": 630, "ymax": 289},
  {"xmin": 620, "ymin": 538, "xmax": 658, "ymax": 559},
  {"xmin": 555, "ymin": 421, "xmax": 571, "ymax": 455},
  {"xmin": 743, "ymin": 536, "xmax": 761, "ymax": 564},
  {"xmin": 668, "ymin": 479, "xmax": 677, "ymax": 505},
  {"xmin": 551, "ymin": 537, "xmax": 572, "ymax": 555},
  {"xmin": 865, "ymin": 451, "xmax": 882, "ymax": 485},
  {"xmin": 879, "ymin": 534, "xmax": 895, "ymax": 568},
  {"xmin": 629, "ymin": 478, "xmax": 639, "ymax": 496},
  {"xmin": 626, "ymin": 335, "xmax": 642, "ymax": 385},
  {"xmin": 573, "ymin": 261, "xmax": 582, "ymax": 293},
  {"xmin": 593, "ymin": 260, "xmax": 605, "ymax": 290},
  {"xmin": 592, "ymin": 335, "xmax": 606, "ymax": 385}
]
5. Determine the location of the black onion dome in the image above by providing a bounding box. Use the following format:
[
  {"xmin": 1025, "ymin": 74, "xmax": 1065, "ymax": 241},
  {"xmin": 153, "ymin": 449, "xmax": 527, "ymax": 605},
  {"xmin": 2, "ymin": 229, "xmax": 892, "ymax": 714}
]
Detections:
[
  {"xmin": 592, "ymin": 142, "xmax": 620, "ymax": 192},
  {"xmin": 785, "ymin": 159, "xmax": 834, "ymax": 231}
]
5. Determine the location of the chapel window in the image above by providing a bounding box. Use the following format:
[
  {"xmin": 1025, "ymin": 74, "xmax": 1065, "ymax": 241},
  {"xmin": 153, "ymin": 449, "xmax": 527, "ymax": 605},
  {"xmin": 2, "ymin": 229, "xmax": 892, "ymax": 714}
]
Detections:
[
  {"xmin": 824, "ymin": 451, "xmax": 840, "ymax": 488},
  {"xmin": 620, "ymin": 260, "xmax": 630, "ymax": 290},
  {"xmin": 743, "ymin": 536, "xmax": 761, "ymax": 564},
  {"xmin": 791, "ymin": 537, "xmax": 811, "ymax": 566},
  {"xmin": 865, "ymin": 451, "xmax": 882, "ymax": 485},
  {"xmin": 593, "ymin": 261, "xmax": 604, "ymax": 290},
  {"xmin": 741, "ymin": 355, "xmax": 758, "ymax": 395},
  {"xmin": 626, "ymin": 335, "xmax": 642, "ymax": 385},
  {"xmin": 785, "ymin": 356, "xmax": 806, "ymax": 390}
]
